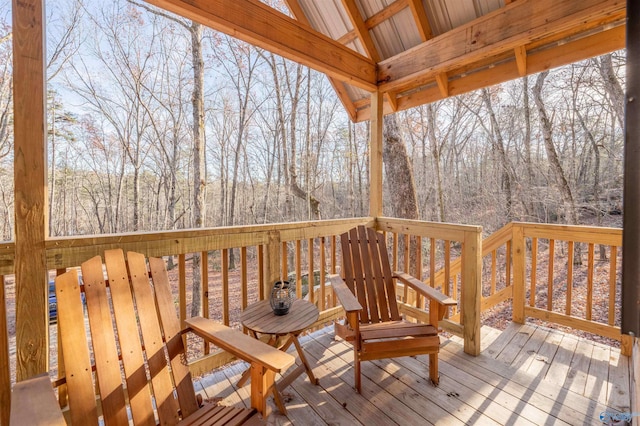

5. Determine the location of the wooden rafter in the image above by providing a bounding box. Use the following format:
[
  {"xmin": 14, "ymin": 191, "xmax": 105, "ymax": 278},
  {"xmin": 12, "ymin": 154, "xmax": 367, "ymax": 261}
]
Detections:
[
  {"xmin": 514, "ymin": 45, "xmax": 527, "ymax": 76},
  {"xmin": 144, "ymin": 0, "xmax": 377, "ymax": 90},
  {"xmin": 284, "ymin": 0, "xmax": 358, "ymax": 120},
  {"xmin": 377, "ymin": 0, "xmax": 625, "ymax": 94},
  {"xmin": 336, "ymin": 0, "xmax": 408, "ymax": 52},
  {"xmin": 435, "ymin": 72, "xmax": 449, "ymax": 97},
  {"xmin": 407, "ymin": 0, "xmax": 433, "ymax": 41},
  {"xmin": 365, "ymin": 0, "xmax": 408, "ymax": 28},
  {"xmin": 341, "ymin": 0, "xmax": 381, "ymax": 62}
]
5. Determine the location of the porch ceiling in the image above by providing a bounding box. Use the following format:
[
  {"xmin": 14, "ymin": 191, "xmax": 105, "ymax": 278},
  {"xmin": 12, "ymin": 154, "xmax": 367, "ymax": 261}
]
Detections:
[{"xmin": 143, "ymin": 0, "xmax": 626, "ymax": 122}]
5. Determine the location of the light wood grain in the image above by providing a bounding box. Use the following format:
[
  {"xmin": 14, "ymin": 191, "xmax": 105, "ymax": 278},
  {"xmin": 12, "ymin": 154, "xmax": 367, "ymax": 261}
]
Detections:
[
  {"xmin": 13, "ymin": 0, "xmax": 48, "ymax": 381},
  {"xmin": 378, "ymin": 0, "xmax": 625, "ymax": 93},
  {"xmin": 143, "ymin": 0, "xmax": 376, "ymax": 90},
  {"xmin": 10, "ymin": 374, "xmax": 66, "ymax": 426}
]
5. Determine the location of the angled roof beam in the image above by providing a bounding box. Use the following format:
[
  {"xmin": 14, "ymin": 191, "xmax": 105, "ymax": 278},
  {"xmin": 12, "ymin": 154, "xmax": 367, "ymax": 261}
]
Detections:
[
  {"xmin": 342, "ymin": 0, "xmax": 381, "ymax": 62},
  {"xmin": 378, "ymin": 0, "xmax": 625, "ymax": 94},
  {"xmin": 284, "ymin": 0, "xmax": 358, "ymax": 121},
  {"xmin": 407, "ymin": 0, "xmax": 433, "ymax": 41},
  {"xmin": 144, "ymin": 0, "xmax": 377, "ymax": 91},
  {"xmin": 337, "ymin": 0, "xmax": 408, "ymax": 48}
]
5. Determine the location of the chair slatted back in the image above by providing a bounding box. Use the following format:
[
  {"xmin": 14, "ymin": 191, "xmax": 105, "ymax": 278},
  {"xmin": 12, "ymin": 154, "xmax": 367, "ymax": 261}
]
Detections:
[
  {"xmin": 340, "ymin": 226, "xmax": 401, "ymax": 324},
  {"xmin": 56, "ymin": 249, "xmax": 199, "ymax": 426}
]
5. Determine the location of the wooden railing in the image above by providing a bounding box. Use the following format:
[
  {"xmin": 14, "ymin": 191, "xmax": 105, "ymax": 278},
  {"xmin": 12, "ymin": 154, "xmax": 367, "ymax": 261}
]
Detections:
[
  {"xmin": 437, "ymin": 221, "xmax": 631, "ymax": 356},
  {"xmin": 512, "ymin": 222, "xmax": 631, "ymax": 355},
  {"xmin": 1, "ymin": 218, "xmax": 630, "ymax": 421},
  {"xmin": 0, "ymin": 216, "xmax": 484, "ymax": 412}
]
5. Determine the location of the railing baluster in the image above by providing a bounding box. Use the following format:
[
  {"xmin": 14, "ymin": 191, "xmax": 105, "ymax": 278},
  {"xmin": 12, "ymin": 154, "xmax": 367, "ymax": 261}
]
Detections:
[
  {"xmin": 258, "ymin": 245, "xmax": 264, "ymax": 300},
  {"xmin": 295, "ymin": 240, "xmax": 302, "ymax": 299},
  {"xmin": 403, "ymin": 233, "xmax": 410, "ymax": 273},
  {"xmin": 547, "ymin": 240, "xmax": 555, "ymax": 311},
  {"xmin": 506, "ymin": 240, "xmax": 511, "ymax": 287},
  {"xmin": 429, "ymin": 238, "xmax": 434, "ymax": 288},
  {"xmin": 491, "ymin": 250, "xmax": 497, "ymax": 296},
  {"xmin": 320, "ymin": 237, "xmax": 326, "ymax": 310},
  {"xmin": 587, "ymin": 243, "xmax": 594, "ymax": 321},
  {"xmin": 308, "ymin": 238, "xmax": 314, "ymax": 305},
  {"xmin": 222, "ymin": 249, "xmax": 229, "ymax": 326},
  {"xmin": 566, "ymin": 241, "xmax": 574, "ymax": 316},
  {"xmin": 202, "ymin": 251, "xmax": 209, "ymax": 354},
  {"xmin": 530, "ymin": 238, "xmax": 537, "ymax": 307},
  {"xmin": 331, "ymin": 235, "xmax": 337, "ymax": 306},
  {"xmin": 444, "ymin": 240, "xmax": 451, "ymax": 298},
  {"xmin": 609, "ymin": 246, "xmax": 617, "ymax": 326},
  {"xmin": 282, "ymin": 241, "xmax": 288, "ymax": 280},
  {"xmin": 392, "ymin": 232, "xmax": 399, "ymax": 272},
  {"xmin": 241, "ymin": 247, "xmax": 248, "ymax": 310},
  {"xmin": 179, "ymin": 254, "xmax": 186, "ymax": 327}
]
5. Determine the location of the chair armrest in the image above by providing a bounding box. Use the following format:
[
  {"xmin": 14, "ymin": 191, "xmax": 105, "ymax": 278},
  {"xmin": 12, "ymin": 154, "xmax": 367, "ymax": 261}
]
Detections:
[
  {"xmin": 393, "ymin": 272, "xmax": 457, "ymax": 306},
  {"xmin": 184, "ymin": 317, "xmax": 295, "ymax": 373},
  {"xmin": 329, "ymin": 274, "xmax": 362, "ymax": 313},
  {"xmin": 11, "ymin": 373, "xmax": 66, "ymax": 426}
]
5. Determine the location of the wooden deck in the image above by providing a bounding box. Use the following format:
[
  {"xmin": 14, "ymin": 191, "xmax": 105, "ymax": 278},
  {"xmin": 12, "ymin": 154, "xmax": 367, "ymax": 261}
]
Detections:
[{"xmin": 195, "ymin": 323, "xmax": 631, "ymax": 425}]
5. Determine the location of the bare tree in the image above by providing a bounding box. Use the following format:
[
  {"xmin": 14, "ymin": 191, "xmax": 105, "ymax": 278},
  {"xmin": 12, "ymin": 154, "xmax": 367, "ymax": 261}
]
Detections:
[{"xmin": 533, "ymin": 71, "xmax": 579, "ymax": 226}]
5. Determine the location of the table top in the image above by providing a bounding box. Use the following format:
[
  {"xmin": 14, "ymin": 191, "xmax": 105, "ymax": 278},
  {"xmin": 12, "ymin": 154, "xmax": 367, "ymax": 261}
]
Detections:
[{"xmin": 241, "ymin": 299, "xmax": 319, "ymax": 336}]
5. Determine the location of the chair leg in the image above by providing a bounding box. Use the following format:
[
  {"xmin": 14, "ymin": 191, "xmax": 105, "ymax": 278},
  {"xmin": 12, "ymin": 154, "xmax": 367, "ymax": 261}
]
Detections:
[
  {"xmin": 250, "ymin": 364, "xmax": 274, "ymax": 417},
  {"xmin": 429, "ymin": 353, "xmax": 439, "ymax": 386}
]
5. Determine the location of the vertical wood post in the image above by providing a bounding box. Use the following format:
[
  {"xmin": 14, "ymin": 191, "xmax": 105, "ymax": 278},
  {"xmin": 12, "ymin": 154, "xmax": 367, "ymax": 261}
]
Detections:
[
  {"xmin": 623, "ymin": 0, "xmax": 640, "ymax": 338},
  {"xmin": 264, "ymin": 231, "xmax": 281, "ymax": 299},
  {"xmin": 461, "ymin": 228, "xmax": 482, "ymax": 356},
  {"xmin": 369, "ymin": 91, "xmax": 383, "ymax": 218},
  {"xmin": 512, "ymin": 224, "xmax": 526, "ymax": 324},
  {"xmin": 0, "ymin": 275, "xmax": 9, "ymax": 426},
  {"xmin": 12, "ymin": 0, "xmax": 49, "ymax": 381}
]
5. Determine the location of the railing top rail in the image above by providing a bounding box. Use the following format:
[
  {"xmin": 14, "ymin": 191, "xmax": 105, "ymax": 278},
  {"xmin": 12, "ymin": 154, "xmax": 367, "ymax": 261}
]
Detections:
[
  {"xmin": 376, "ymin": 217, "xmax": 482, "ymax": 241},
  {"xmin": 0, "ymin": 217, "xmax": 374, "ymax": 273},
  {"xmin": 514, "ymin": 222, "xmax": 622, "ymax": 245}
]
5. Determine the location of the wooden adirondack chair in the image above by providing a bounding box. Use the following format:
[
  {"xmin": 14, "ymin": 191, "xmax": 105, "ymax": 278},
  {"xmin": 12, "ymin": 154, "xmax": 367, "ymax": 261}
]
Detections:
[
  {"xmin": 10, "ymin": 249, "xmax": 295, "ymax": 426},
  {"xmin": 329, "ymin": 226, "xmax": 457, "ymax": 393}
]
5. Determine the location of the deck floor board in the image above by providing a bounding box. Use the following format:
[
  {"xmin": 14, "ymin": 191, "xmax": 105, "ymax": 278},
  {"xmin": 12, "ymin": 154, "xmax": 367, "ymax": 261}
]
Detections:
[{"xmin": 198, "ymin": 322, "xmax": 629, "ymax": 425}]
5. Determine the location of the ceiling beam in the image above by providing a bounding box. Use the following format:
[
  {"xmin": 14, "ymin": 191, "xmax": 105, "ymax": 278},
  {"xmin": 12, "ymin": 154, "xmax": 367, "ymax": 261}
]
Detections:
[
  {"xmin": 377, "ymin": 0, "xmax": 625, "ymax": 94},
  {"xmin": 144, "ymin": 0, "xmax": 377, "ymax": 91},
  {"xmin": 356, "ymin": 25, "xmax": 625, "ymax": 121}
]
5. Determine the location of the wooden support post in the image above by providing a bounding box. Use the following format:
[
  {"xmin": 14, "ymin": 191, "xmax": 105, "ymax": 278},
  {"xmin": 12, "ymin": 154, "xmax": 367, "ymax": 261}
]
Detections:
[
  {"xmin": 369, "ymin": 90, "xmax": 383, "ymax": 218},
  {"xmin": 623, "ymin": 0, "xmax": 640, "ymax": 339},
  {"xmin": 461, "ymin": 228, "xmax": 482, "ymax": 356},
  {"xmin": 512, "ymin": 224, "xmax": 526, "ymax": 324},
  {"xmin": 12, "ymin": 0, "xmax": 49, "ymax": 381}
]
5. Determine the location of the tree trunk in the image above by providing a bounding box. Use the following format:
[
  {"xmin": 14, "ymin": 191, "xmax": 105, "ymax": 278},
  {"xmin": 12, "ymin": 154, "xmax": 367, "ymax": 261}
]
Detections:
[
  {"xmin": 426, "ymin": 105, "xmax": 446, "ymax": 222},
  {"xmin": 598, "ymin": 54, "xmax": 624, "ymax": 129},
  {"xmin": 481, "ymin": 88, "xmax": 514, "ymax": 221},
  {"xmin": 532, "ymin": 71, "xmax": 579, "ymax": 226},
  {"xmin": 383, "ymin": 114, "xmax": 419, "ymax": 275},
  {"xmin": 191, "ymin": 22, "xmax": 205, "ymax": 317}
]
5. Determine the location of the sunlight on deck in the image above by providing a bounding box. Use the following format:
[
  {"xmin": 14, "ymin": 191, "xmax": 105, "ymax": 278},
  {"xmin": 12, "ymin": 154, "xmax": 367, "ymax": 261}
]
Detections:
[{"xmin": 196, "ymin": 323, "xmax": 629, "ymax": 425}]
